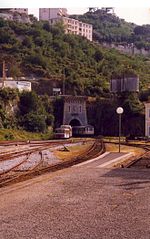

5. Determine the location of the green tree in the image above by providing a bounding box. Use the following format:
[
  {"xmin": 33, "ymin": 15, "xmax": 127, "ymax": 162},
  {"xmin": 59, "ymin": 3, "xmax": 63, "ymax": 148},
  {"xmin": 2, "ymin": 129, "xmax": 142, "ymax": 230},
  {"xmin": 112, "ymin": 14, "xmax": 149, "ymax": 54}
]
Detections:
[
  {"xmin": 19, "ymin": 91, "xmax": 44, "ymax": 115},
  {"xmin": 22, "ymin": 112, "xmax": 47, "ymax": 132}
]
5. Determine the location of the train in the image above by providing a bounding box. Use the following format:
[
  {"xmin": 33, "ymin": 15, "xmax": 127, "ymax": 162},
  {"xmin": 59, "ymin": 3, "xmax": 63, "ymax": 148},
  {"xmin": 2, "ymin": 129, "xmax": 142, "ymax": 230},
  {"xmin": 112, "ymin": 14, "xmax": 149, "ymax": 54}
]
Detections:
[
  {"xmin": 54, "ymin": 125, "xmax": 72, "ymax": 139},
  {"xmin": 54, "ymin": 125, "xmax": 94, "ymax": 139},
  {"xmin": 72, "ymin": 125, "xmax": 94, "ymax": 137}
]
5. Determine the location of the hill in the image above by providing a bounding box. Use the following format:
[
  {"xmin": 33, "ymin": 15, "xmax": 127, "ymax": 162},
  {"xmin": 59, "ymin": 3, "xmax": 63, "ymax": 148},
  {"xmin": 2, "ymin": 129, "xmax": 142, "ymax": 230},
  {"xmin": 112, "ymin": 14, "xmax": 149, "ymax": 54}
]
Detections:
[
  {"xmin": 71, "ymin": 8, "xmax": 150, "ymax": 50},
  {"xmin": 0, "ymin": 18, "xmax": 150, "ymax": 97},
  {"xmin": 0, "ymin": 17, "xmax": 150, "ymax": 136}
]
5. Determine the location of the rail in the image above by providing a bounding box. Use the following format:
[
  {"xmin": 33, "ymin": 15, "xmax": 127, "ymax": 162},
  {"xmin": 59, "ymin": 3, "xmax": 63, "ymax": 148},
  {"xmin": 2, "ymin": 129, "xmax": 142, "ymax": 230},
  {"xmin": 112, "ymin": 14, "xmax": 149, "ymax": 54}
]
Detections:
[{"xmin": 0, "ymin": 138, "xmax": 105, "ymax": 188}]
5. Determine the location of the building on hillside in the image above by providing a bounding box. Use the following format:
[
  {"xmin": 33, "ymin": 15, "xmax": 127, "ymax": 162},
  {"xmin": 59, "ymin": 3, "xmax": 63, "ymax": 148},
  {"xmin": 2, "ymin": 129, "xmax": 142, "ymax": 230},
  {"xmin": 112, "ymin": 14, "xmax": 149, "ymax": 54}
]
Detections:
[
  {"xmin": 9, "ymin": 8, "xmax": 28, "ymax": 14},
  {"xmin": 0, "ymin": 8, "xmax": 30, "ymax": 23},
  {"xmin": 110, "ymin": 76, "xmax": 139, "ymax": 93},
  {"xmin": 53, "ymin": 88, "xmax": 61, "ymax": 96},
  {"xmin": 0, "ymin": 8, "xmax": 28, "ymax": 14},
  {"xmin": 145, "ymin": 102, "xmax": 150, "ymax": 137},
  {"xmin": 0, "ymin": 12, "xmax": 13, "ymax": 21},
  {"xmin": 39, "ymin": 8, "xmax": 93, "ymax": 41},
  {"xmin": 0, "ymin": 79, "xmax": 31, "ymax": 92},
  {"xmin": 39, "ymin": 8, "xmax": 68, "ymax": 20}
]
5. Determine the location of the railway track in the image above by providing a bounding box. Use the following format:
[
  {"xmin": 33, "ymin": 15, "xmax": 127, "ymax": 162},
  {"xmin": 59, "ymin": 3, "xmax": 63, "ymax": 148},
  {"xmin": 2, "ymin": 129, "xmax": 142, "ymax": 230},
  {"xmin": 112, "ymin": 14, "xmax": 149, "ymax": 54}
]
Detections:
[
  {"xmin": 0, "ymin": 139, "xmax": 91, "ymax": 160},
  {"xmin": 0, "ymin": 138, "xmax": 104, "ymax": 188},
  {"xmin": 125, "ymin": 152, "xmax": 150, "ymax": 168},
  {"xmin": 104, "ymin": 140, "xmax": 150, "ymax": 168},
  {"xmin": 117, "ymin": 141, "xmax": 150, "ymax": 168},
  {"xmin": 0, "ymin": 139, "xmax": 90, "ymax": 173}
]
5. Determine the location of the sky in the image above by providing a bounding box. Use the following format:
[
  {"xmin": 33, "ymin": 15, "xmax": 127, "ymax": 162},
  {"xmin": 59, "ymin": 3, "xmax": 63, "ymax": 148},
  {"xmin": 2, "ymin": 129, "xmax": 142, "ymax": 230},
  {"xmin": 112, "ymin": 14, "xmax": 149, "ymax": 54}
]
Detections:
[
  {"xmin": 0, "ymin": 0, "xmax": 150, "ymax": 25},
  {"xmin": 28, "ymin": 8, "xmax": 150, "ymax": 25}
]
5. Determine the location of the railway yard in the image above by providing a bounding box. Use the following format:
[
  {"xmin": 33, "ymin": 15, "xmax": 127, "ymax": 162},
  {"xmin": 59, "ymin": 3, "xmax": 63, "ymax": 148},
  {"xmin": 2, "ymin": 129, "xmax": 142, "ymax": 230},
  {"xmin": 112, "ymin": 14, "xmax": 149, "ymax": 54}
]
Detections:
[
  {"xmin": 0, "ymin": 138, "xmax": 150, "ymax": 188},
  {"xmin": 0, "ymin": 138, "xmax": 104, "ymax": 187},
  {"xmin": 0, "ymin": 138, "xmax": 150, "ymax": 239}
]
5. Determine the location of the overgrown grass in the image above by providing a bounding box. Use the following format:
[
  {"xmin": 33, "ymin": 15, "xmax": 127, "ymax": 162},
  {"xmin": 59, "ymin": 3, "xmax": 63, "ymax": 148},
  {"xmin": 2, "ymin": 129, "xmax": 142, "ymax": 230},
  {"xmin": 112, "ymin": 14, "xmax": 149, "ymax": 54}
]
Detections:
[
  {"xmin": 0, "ymin": 129, "xmax": 53, "ymax": 141},
  {"xmin": 105, "ymin": 143, "xmax": 145, "ymax": 155},
  {"xmin": 54, "ymin": 142, "xmax": 93, "ymax": 161}
]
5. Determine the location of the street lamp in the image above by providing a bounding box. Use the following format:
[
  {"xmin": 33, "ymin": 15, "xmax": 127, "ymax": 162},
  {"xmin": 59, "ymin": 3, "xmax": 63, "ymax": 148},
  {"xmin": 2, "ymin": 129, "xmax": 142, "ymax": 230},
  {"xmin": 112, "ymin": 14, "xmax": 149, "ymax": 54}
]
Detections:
[{"xmin": 116, "ymin": 107, "xmax": 124, "ymax": 153}]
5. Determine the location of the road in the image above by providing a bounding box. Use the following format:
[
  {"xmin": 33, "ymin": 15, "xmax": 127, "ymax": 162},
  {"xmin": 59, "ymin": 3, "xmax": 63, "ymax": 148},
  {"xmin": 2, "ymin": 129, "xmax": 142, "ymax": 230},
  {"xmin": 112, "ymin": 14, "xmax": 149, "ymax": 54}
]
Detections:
[{"xmin": 0, "ymin": 153, "xmax": 150, "ymax": 239}]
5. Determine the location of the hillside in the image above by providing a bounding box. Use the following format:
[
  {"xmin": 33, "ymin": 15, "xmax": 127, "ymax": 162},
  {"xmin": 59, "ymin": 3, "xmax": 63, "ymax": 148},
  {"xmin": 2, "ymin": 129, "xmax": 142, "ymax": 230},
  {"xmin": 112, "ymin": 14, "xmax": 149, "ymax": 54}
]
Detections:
[
  {"xmin": 0, "ymin": 17, "xmax": 150, "ymax": 136},
  {"xmin": 0, "ymin": 18, "xmax": 150, "ymax": 97},
  {"xmin": 71, "ymin": 9, "xmax": 150, "ymax": 50}
]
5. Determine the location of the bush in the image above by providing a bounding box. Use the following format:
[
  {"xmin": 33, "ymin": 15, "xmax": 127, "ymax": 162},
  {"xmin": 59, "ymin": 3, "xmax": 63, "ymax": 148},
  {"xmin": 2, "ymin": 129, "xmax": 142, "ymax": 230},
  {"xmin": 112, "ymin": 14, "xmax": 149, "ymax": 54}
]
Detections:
[
  {"xmin": 46, "ymin": 114, "xmax": 54, "ymax": 126},
  {"xmin": 23, "ymin": 112, "xmax": 47, "ymax": 132},
  {"xmin": 4, "ymin": 132, "xmax": 14, "ymax": 140}
]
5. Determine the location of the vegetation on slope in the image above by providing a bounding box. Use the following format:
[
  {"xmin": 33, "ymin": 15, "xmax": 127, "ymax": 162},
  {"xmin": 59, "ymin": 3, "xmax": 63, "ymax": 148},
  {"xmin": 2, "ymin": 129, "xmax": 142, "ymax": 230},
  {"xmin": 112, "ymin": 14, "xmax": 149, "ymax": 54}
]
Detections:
[
  {"xmin": 0, "ymin": 88, "xmax": 54, "ymax": 135},
  {"xmin": 0, "ymin": 128, "xmax": 52, "ymax": 140},
  {"xmin": 0, "ymin": 18, "xmax": 150, "ymax": 97},
  {"xmin": 71, "ymin": 9, "xmax": 150, "ymax": 50},
  {"xmin": 0, "ymin": 16, "xmax": 150, "ymax": 137}
]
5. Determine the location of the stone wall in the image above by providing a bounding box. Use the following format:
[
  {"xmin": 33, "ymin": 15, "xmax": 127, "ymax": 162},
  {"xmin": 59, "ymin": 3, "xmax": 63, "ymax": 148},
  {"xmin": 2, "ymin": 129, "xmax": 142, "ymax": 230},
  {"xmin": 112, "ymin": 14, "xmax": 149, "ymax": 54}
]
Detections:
[{"xmin": 63, "ymin": 96, "xmax": 88, "ymax": 126}]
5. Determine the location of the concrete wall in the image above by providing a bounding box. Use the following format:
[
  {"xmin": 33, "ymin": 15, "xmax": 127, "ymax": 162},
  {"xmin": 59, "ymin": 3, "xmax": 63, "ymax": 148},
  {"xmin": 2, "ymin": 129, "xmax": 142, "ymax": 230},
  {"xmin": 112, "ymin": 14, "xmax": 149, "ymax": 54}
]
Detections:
[{"xmin": 102, "ymin": 42, "xmax": 150, "ymax": 57}]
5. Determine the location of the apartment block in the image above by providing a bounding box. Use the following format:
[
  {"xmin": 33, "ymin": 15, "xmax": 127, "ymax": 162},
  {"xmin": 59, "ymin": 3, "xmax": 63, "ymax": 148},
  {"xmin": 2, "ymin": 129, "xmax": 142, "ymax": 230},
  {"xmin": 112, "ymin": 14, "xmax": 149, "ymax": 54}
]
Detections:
[
  {"xmin": 39, "ymin": 8, "xmax": 93, "ymax": 41},
  {"xmin": 39, "ymin": 8, "xmax": 67, "ymax": 21}
]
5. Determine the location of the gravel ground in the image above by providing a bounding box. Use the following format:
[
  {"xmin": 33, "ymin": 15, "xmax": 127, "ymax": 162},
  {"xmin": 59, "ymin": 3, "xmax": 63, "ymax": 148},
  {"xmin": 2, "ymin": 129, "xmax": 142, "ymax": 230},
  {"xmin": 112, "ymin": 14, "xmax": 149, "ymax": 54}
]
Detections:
[
  {"xmin": 0, "ymin": 143, "xmax": 83, "ymax": 173},
  {"xmin": 0, "ymin": 164, "xmax": 150, "ymax": 239},
  {"xmin": 0, "ymin": 156, "xmax": 25, "ymax": 173}
]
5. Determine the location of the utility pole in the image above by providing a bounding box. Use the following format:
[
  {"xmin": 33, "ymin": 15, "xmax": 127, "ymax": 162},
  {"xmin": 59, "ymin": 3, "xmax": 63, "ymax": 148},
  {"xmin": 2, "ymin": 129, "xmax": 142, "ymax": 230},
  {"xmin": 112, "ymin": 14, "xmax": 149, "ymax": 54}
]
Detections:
[
  {"xmin": 2, "ymin": 60, "xmax": 6, "ymax": 88},
  {"xmin": 62, "ymin": 69, "xmax": 65, "ymax": 95},
  {"xmin": 116, "ymin": 107, "xmax": 124, "ymax": 153}
]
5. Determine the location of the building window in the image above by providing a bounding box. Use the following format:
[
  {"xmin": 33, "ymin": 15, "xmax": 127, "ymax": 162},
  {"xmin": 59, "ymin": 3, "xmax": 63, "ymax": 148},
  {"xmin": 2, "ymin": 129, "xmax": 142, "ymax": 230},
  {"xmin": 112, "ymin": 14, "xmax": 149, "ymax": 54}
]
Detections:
[
  {"xmin": 79, "ymin": 106, "xmax": 82, "ymax": 112},
  {"xmin": 149, "ymin": 109, "xmax": 150, "ymax": 117},
  {"xmin": 69, "ymin": 106, "xmax": 71, "ymax": 112},
  {"xmin": 73, "ymin": 106, "xmax": 76, "ymax": 112}
]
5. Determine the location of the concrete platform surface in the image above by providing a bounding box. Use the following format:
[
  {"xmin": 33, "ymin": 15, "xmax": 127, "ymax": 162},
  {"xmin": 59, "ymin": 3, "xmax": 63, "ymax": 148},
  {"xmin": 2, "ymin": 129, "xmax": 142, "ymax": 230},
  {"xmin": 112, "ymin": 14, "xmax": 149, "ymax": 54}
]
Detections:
[
  {"xmin": 0, "ymin": 161, "xmax": 150, "ymax": 239},
  {"xmin": 74, "ymin": 152, "xmax": 133, "ymax": 168}
]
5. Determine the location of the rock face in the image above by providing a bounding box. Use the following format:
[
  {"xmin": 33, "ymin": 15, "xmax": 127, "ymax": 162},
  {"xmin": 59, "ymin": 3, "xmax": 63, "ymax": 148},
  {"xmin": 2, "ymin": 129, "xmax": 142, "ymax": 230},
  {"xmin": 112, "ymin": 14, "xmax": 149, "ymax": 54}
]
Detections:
[{"xmin": 0, "ymin": 92, "xmax": 19, "ymax": 128}]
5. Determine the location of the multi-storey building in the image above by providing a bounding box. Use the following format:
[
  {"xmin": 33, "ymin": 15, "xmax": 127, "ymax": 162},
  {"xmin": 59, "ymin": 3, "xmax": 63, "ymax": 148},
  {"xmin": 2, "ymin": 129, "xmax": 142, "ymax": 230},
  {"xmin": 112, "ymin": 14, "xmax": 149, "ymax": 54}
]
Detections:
[
  {"xmin": 0, "ymin": 8, "xmax": 30, "ymax": 23},
  {"xmin": 39, "ymin": 8, "xmax": 93, "ymax": 41},
  {"xmin": 39, "ymin": 8, "xmax": 67, "ymax": 21},
  {"xmin": 0, "ymin": 8, "xmax": 28, "ymax": 14}
]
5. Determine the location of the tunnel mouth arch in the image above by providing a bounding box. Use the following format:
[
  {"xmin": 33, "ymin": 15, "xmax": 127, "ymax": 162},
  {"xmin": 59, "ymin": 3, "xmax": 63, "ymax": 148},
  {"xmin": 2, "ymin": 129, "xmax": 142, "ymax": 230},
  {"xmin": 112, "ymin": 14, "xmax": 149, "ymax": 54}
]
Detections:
[{"xmin": 69, "ymin": 119, "xmax": 81, "ymax": 127}]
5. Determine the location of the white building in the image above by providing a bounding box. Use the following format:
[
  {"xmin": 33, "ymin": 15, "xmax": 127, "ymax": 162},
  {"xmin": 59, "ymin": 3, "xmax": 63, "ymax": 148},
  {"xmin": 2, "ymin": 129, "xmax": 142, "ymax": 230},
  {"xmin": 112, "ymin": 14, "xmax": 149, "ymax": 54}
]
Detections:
[
  {"xmin": 0, "ymin": 80, "xmax": 31, "ymax": 92},
  {"xmin": 0, "ymin": 12, "xmax": 13, "ymax": 21},
  {"xmin": 9, "ymin": 8, "xmax": 28, "ymax": 14},
  {"xmin": 39, "ymin": 8, "xmax": 93, "ymax": 41},
  {"xmin": 0, "ymin": 8, "xmax": 30, "ymax": 23},
  {"xmin": 39, "ymin": 8, "xmax": 67, "ymax": 21},
  {"xmin": 145, "ymin": 103, "xmax": 150, "ymax": 137}
]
